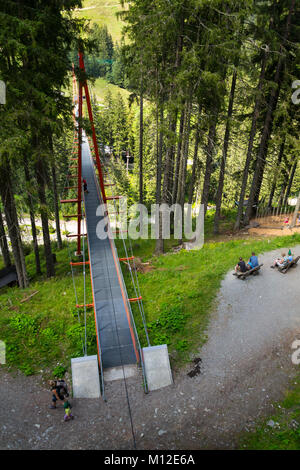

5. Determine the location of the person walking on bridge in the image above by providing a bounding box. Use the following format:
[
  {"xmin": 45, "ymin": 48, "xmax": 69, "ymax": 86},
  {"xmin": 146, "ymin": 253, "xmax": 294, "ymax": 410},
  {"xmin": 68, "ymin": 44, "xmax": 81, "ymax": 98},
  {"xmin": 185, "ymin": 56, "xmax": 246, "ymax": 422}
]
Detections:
[{"xmin": 83, "ymin": 178, "xmax": 89, "ymax": 194}]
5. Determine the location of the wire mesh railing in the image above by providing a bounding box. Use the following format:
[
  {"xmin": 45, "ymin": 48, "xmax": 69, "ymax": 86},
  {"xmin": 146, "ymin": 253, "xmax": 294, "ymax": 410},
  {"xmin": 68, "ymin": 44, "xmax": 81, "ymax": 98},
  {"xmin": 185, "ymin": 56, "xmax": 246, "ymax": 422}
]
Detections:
[{"xmin": 86, "ymin": 133, "xmax": 149, "ymax": 394}]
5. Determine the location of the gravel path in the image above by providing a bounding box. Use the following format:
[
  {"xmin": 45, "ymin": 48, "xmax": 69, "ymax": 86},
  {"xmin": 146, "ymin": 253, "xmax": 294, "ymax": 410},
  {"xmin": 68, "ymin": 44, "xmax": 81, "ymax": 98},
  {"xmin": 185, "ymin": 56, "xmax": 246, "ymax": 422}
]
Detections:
[{"xmin": 1, "ymin": 245, "xmax": 300, "ymax": 450}]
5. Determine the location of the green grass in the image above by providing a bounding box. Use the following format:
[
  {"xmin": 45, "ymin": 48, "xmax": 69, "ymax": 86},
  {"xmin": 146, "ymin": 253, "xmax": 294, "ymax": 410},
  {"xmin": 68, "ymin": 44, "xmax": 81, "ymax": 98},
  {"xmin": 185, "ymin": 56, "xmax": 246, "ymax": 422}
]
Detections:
[
  {"xmin": 90, "ymin": 77, "xmax": 130, "ymax": 103},
  {"xmin": 204, "ymin": 208, "xmax": 238, "ymax": 240},
  {"xmin": 240, "ymin": 374, "xmax": 300, "ymax": 450},
  {"xmin": 0, "ymin": 242, "xmax": 97, "ymax": 377},
  {"xmin": 117, "ymin": 232, "xmax": 300, "ymax": 367},
  {"xmin": 75, "ymin": 0, "xmax": 127, "ymax": 43},
  {"xmin": 1, "ymin": 232, "xmax": 300, "ymax": 380}
]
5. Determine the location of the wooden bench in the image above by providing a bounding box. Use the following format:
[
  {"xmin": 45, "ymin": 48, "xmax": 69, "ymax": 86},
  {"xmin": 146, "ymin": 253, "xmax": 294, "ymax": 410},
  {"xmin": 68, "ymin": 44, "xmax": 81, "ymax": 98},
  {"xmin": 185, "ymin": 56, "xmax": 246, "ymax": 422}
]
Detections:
[
  {"xmin": 234, "ymin": 263, "xmax": 263, "ymax": 280},
  {"xmin": 278, "ymin": 256, "xmax": 300, "ymax": 274}
]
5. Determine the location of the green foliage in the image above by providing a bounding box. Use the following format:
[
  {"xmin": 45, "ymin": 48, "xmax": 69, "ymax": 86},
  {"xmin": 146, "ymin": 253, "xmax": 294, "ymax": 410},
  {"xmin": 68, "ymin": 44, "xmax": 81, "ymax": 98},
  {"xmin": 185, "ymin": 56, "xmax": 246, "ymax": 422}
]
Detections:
[
  {"xmin": 0, "ymin": 242, "xmax": 96, "ymax": 375},
  {"xmin": 66, "ymin": 318, "xmax": 98, "ymax": 357},
  {"xmin": 240, "ymin": 374, "xmax": 300, "ymax": 450},
  {"xmin": 123, "ymin": 232, "xmax": 300, "ymax": 365},
  {"xmin": 52, "ymin": 365, "xmax": 67, "ymax": 378},
  {"xmin": 175, "ymin": 340, "xmax": 189, "ymax": 352},
  {"xmin": 40, "ymin": 327, "xmax": 59, "ymax": 347},
  {"xmin": 1, "ymin": 228, "xmax": 300, "ymax": 378},
  {"xmin": 9, "ymin": 313, "xmax": 39, "ymax": 334}
]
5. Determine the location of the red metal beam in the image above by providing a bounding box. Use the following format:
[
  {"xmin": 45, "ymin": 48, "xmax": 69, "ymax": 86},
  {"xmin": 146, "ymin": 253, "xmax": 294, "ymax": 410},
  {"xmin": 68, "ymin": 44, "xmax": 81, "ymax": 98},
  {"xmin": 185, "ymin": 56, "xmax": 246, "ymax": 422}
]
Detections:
[
  {"xmin": 119, "ymin": 256, "xmax": 135, "ymax": 261},
  {"xmin": 76, "ymin": 71, "xmax": 84, "ymax": 255},
  {"xmin": 60, "ymin": 199, "xmax": 80, "ymax": 204},
  {"xmin": 106, "ymin": 196, "xmax": 123, "ymax": 200},
  {"xmin": 79, "ymin": 51, "xmax": 107, "ymax": 203},
  {"xmin": 70, "ymin": 261, "xmax": 90, "ymax": 266},
  {"xmin": 107, "ymin": 211, "xmax": 126, "ymax": 215},
  {"xmin": 76, "ymin": 304, "xmax": 94, "ymax": 308},
  {"xmin": 129, "ymin": 296, "xmax": 142, "ymax": 302},
  {"xmin": 66, "ymin": 233, "xmax": 87, "ymax": 238}
]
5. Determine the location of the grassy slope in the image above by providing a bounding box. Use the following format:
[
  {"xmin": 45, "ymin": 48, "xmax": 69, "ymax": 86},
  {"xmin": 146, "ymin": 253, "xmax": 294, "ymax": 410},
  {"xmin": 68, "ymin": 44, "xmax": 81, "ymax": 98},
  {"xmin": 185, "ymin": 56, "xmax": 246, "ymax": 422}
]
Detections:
[
  {"xmin": 0, "ymin": 243, "xmax": 96, "ymax": 377},
  {"xmin": 89, "ymin": 77, "xmax": 130, "ymax": 104},
  {"xmin": 75, "ymin": 0, "xmax": 127, "ymax": 43},
  {"xmin": 240, "ymin": 376, "xmax": 300, "ymax": 450},
  {"xmin": 75, "ymin": 1, "xmax": 130, "ymax": 103},
  {"xmin": 2, "ymin": 232, "xmax": 300, "ymax": 379}
]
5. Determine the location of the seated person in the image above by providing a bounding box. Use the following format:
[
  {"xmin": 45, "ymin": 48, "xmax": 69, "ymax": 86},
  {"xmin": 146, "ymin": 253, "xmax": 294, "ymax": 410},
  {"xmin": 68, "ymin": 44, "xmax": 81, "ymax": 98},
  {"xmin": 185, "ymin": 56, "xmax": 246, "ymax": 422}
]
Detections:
[
  {"xmin": 235, "ymin": 257, "xmax": 248, "ymax": 273},
  {"xmin": 271, "ymin": 253, "xmax": 289, "ymax": 268},
  {"xmin": 247, "ymin": 252, "xmax": 259, "ymax": 270}
]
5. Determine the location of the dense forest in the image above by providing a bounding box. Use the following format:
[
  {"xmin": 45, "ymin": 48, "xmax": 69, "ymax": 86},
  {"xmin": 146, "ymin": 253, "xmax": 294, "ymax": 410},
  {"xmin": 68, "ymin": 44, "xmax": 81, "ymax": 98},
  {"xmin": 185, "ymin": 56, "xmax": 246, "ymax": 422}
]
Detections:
[{"xmin": 0, "ymin": 0, "xmax": 299, "ymax": 288}]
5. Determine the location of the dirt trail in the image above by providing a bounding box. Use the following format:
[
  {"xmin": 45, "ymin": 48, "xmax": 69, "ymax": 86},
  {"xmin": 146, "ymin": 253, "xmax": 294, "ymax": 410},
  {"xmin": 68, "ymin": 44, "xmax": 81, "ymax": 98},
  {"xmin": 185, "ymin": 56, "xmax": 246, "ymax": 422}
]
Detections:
[{"xmin": 1, "ymin": 246, "xmax": 300, "ymax": 450}]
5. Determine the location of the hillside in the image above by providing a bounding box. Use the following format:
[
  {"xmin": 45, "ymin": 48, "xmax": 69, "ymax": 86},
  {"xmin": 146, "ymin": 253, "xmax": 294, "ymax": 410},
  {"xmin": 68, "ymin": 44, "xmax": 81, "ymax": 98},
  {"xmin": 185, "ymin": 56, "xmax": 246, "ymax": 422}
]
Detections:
[
  {"xmin": 75, "ymin": 1, "xmax": 130, "ymax": 103},
  {"xmin": 75, "ymin": 0, "xmax": 127, "ymax": 43}
]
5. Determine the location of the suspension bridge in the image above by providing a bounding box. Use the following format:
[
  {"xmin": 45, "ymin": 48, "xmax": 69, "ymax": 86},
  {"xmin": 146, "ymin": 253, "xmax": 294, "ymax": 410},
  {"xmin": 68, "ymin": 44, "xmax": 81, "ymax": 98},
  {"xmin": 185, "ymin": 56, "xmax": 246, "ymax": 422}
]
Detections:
[{"xmin": 60, "ymin": 52, "xmax": 172, "ymax": 402}]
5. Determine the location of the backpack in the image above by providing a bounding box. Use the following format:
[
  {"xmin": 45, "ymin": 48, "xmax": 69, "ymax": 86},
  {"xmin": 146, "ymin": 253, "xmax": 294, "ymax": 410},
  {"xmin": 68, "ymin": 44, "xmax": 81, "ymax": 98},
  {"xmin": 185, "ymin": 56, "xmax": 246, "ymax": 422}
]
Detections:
[{"xmin": 56, "ymin": 379, "xmax": 69, "ymax": 397}]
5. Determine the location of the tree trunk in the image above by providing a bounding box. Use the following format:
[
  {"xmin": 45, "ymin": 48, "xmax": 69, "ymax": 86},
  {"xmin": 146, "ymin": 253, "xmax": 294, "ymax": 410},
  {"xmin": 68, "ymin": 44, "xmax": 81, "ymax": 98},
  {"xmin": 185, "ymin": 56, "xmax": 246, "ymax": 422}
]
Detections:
[
  {"xmin": 214, "ymin": 69, "xmax": 237, "ymax": 234},
  {"xmin": 49, "ymin": 134, "xmax": 63, "ymax": 250},
  {"xmin": 176, "ymin": 101, "xmax": 192, "ymax": 210},
  {"xmin": 51, "ymin": 164, "xmax": 63, "ymax": 250},
  {"xmin": 235, "ymin": 48, "xmax": 268, "ymax": 229},
  {"xmin": 0, "ymin": 163, "xmax": 27, "ymax": 288},
  {"xmin": 175, "ymin": 101, "xmax": 192, "ymax": 244},
  {"xmin": 172, "ymin": 109, "xmax": 185, "ymax": 205},
  {"xmin": 24, "ymin": 155, "xmax": 41, "ymax": 275},
  {"xmin": 139, "ymin": 91, "xmax": 144, "ymax": 205},
  {"xmin": 166, "ymin": 110, "xmax": 178, "ymax": 205},
  {"xmin": 155, "ymin": 103, "xmax": 164, "ymax": 255},
  {"xmin": 0, "ymin": 211, "xmax": 11, "ymax": 268},
  {"xmin": 268, "ymin": 138, "xmax": 285, "ymax": 208},
  {"xmin": 188, "ymin": 108, "xmax": 201, "ymax": 206},
  {"xmin": 201, "ymin": 115, "xmax": 218, "ymax": 215},
  {"xmin": 187, "ymin": 107, "xmax": 201, "ymax": 224},
  {"xmin": 244, "ymin": 0, "xmax": 295, "ymax": 225},
  {"xmin": 245, "ymin": 71, "xmax": 282, "ymax": 223},
  {"xmin": 291, "ymin": 193, "xmax": 300, "ymax": 228},
  {"xmin": 282, "ymin": 157, "xmax": 298, "ymax": 208},
  {"xmin": 35, "ymin": 155, "xmax": 55, "ymax": 278}
]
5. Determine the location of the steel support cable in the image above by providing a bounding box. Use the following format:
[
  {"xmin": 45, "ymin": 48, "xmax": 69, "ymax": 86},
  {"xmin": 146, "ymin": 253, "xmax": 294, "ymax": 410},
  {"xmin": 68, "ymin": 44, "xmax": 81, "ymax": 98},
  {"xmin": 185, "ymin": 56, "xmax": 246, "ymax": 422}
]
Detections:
[
  {"xmin": 98, "ymin": 154, "xmax": 147, "ymax": 318},
  {"xmin": 90, "ymin": 144, "xmax": 138, "ymax": 445},
  {"xmin": 102, "ymin": 225, "xmax": 137, "ymax": 450},
  {"xmin": 84, "ymin": 89, "xmax": 148, "ymax": 391},
  {"xmin": 81, "ymin": 197, "xmax": 87, "ymax": 356},
  {"xmin": 99, "ymin": 155, "xmax": 151, "ymax": 347},
  {"xmin": 94, "ymin": 148, "xmax": 147, "ymax": 322},
  {"xmin": 88, "ymin": 137, "xmax": 148, "ymax": 396},
  {"xmin": 108, "ymin": 223, "xmax": 149, "ymax": 394},
  {"xmin": 92, "ymin": 147, "xmax": 149, "ymax": 394},
  {"xmin": 83, "ymin": 131, "xmax": 106, "ymax": 401},
  {"xmin": 127, "ymin": 236, "xmax": 151, "ymax": 345},
  {"xmin": 59, "ymin": 132, "xmax": 85, "ymax": 356},
  {"xmin": 64, "ymin": 220, "xmax": 85, "ymax": 357},
  {"xmin": 112, "ymin": 198, "xmax": 150, "ymax": 347}
]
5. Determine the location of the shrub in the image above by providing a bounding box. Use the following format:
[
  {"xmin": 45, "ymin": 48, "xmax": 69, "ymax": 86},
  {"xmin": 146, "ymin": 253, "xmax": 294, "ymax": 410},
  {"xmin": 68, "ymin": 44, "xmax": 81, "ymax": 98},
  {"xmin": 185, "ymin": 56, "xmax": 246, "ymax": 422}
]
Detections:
[{"xmin": 52, "ymin": 365, "xmax": 66, "ymax": 377}]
